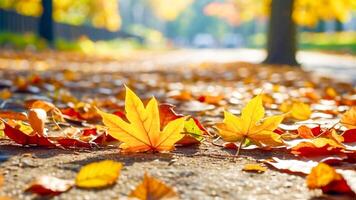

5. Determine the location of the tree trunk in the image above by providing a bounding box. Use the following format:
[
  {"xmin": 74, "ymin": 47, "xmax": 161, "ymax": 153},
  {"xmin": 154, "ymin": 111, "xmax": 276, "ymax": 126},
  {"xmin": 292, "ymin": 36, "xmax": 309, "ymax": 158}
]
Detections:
[
  {"xmin": 264, "ymin": 0, "xmax": 298, "ymax": 66},
  {"xmin": 38, "ymin": 0, "xmax": 54, "ymax": 44},
  {"xmin": 335, "ymin": 20, "xmax": 343, "ymax": 32}
]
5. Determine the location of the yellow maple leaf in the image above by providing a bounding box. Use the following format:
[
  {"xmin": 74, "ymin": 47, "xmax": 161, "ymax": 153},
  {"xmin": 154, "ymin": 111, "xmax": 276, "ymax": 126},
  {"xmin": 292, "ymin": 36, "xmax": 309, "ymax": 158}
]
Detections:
[
  {"xmin": 216, "ymin": 95, "xmax": 284, "ymax": 150},
  {"xmin": 129, "ymin": 173, "xmax": 179, "ymax": 200},
  {"xmin": 75, "ymin": 160, "xmax": 122, "ymax": 189},
  {"xmin": 97, "ymin": 87, "xmax": 186, "ymax": 152},
  {"xmin": 279, "ymin": 101, "xmax": 311, "ymax": 120},
  {"xmin": 341, "ymin": 107, "xmax": 356, "ymax": 129}
]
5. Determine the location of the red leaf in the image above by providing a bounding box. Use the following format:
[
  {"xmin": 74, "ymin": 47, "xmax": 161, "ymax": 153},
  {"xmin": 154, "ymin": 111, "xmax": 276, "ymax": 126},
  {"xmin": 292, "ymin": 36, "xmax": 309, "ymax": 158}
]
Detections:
[
  {"xmin": 290, "ymin": 138, "xmax": 344, "ymax": 157},
  {"xmin": 3, "ymin": 122, "xmax": 55, "ymax": 147},
  {"xmin": 159, "ymin": 104, "xmax": 208, "ymax": 133},
  {"xmin": 273, "ymin": 128, "xmax": 285, "ymax": 135},
  {"xmin": 159, "ymin": 104, "xmax": 183, "ymax": 128},
  {"xmin": 26, "ymin": 176, "xmax": 74, "ymax": 196},
  {"xmin": 56, "ymin": 138, "xmax": 91, "ymax": 148},
  {"xmin": 60, "ymin": 108, "xmax": 83, "ymax": 120},
  {"xmin": 342, "ymin": 129, "xmax": 356, "ymax": 143}
]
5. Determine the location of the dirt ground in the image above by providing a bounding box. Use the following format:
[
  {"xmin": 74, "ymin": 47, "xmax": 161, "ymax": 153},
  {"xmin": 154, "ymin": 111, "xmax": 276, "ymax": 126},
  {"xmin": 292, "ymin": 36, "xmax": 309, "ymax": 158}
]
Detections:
[
  {"xmin": 0, "ymin": 49, "xmax": 355, "ymax": 200},
  {"xmin": 1, "ymin": 140, "xmax": 321, "ymax": 200}
]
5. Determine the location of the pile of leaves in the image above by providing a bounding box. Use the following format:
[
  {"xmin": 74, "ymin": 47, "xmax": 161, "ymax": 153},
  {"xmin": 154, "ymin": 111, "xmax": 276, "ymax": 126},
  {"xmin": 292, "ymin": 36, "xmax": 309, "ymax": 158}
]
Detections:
[{"xmin": 0, "ymin": 51, "xmax": 355, "ymax": 198}]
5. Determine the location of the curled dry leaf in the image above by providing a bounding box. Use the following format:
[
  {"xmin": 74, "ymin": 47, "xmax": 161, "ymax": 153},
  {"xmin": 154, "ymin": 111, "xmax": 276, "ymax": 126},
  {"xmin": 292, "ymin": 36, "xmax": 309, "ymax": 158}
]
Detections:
[
  {"xmin": 27, "ymin": 100, "xmax": 64, "ymax": 122},
  {"xmin": 216, "ymin": 95, "xmax": 284, "ymax": 148},
  {"xmin": 75, "ymin": 160, "xmax": 123, "ymax": 189},
  {"xmin": 97, "ymin": 87, "xmax": 186, "ymax": 152},
  {"xmin": 25, "ymin": 175, "xmax": 74, "ymax": 196},
  {"xmin": 129, "ymin": 173, "xmax": 179, "ymax": 200},
  {"xmin": 28, "ymin": 108, "xmax": 47, "ymax": 136},
  {"xmin": 341, "ymin": 107, "xmax": 356, "ymax": 129},
  {"xmin": 307, "ymin": 163, "xmax": 355, "ymax": 196},
  {"xmin": 242, "ymin": 163, "xmax": 267, "ymax": 173}
]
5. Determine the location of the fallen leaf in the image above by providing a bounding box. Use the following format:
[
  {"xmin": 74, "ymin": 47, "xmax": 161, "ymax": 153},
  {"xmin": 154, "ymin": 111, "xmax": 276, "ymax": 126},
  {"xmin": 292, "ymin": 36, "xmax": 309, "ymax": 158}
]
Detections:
[
  {"xmin": 216, "ymin": 95, "xmax": 284, "ymax": 148},
  {"xmin": 265, "ymin": 157, "xmax": 318, "ymax": 174},
  {"xmin": 56, "ymin": 138, "xmax": 91, "ymax": 148},
  {"xmin": 242, "ymin": 163, "xmax": 267, "ymax": 173},
  {"xmin": 290, "ymin": 138, "xmax": 344, "ymax": 157},
  {"xmin": 2, "ymin": 121, "xmax": 55, "ymax": 147},
  {"xmin": 197, "ymin": 94, "xmax": 224, "ymax": 105},
  {"xmin": 28, "ymin": 109, "xmax": 47, "ymax": 136},
  {"xmin": 177, "ymin": 118, "xmax": 204, "ymax": 146},
  {"xmin": 97, "ymin": 87, "xmax": 186, "ymax": 152},
  {"xmin": 159, "ymin": 104, "xmax": 183, "ymax": 129},
  {"xmin": 129, "ymin": 173, "xmax": 179, "ymax": 200},
  {"xmin": 297, "ymin": 125, "xmax": 315, "ymax": 139},
  {"xmin": 0, "ymin": 111, "xmax": 28, "ymax": 121},
  {"xmin": 290, "ymin": 102, "xmax": 312, "ymax": 120},
  {"xmin": 75, "ymin": 160, "xmax": 123, "ymax": 189},
  {"xmin": 342, "ymin": 129, "xmax": 356, "ymax": 143},
  {"xmin": 170, "ymin": 90, "xmax": 192, "ymax": 101},
  {"xmin": 25, "ymin": 176, "xmax": 74, "ymax": 196},
  {"xmin": 26, "ymin": 100, "xmax": 64, "ymax": 121},
  {"xmin": 307, "ymin": 163, "xmax": 355, "ymax": 196},
  {"xmin": 341, "ymin": 107, "xmax": 356, "ymax": 129}
]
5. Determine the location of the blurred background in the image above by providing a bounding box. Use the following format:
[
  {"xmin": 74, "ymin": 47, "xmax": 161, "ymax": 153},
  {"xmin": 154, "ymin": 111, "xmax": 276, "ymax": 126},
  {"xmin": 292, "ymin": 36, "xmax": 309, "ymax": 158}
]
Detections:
[{"xmin": 0, "ymin": 0, "xmax": 355, "ymax": 55}]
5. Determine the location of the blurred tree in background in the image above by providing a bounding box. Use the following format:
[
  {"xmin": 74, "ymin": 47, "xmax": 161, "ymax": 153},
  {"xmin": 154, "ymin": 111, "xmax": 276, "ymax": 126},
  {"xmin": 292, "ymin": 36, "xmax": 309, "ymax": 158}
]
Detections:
[
  {"xmin": 0, "ymin": 0, "xmax": 121, "ymax": 31},
  {"xmin": 204, "ymin": 0, "xmax": 356, "ymax": 65}
]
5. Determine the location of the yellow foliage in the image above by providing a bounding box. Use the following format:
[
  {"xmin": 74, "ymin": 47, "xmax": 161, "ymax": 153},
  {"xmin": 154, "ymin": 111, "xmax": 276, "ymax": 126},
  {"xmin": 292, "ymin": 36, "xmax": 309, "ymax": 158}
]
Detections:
[
  {"xmin": 216, "ymin": 95, "xmax": 284, "ymax": 147},
  {"xmin": 341, "ymin": 107, "xmax": 356, "ymax": 129},
  {"xmin": 98, "ymin": 87, "xmax": 186, "ymax": 153},
  {"xmin": 149, "ymin": 0, "xmax": 194, "ymax": 21},
  {"xmin": 75, "ymin": 160, "xmax": 123, "ymax": 189}
]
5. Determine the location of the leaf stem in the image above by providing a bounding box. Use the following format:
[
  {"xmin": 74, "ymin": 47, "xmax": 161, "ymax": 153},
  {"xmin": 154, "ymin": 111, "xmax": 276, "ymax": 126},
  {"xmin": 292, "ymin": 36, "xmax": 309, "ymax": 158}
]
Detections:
[{"xmin": 235, "ymin": 136, "xmax": 246, "ymax": 157}]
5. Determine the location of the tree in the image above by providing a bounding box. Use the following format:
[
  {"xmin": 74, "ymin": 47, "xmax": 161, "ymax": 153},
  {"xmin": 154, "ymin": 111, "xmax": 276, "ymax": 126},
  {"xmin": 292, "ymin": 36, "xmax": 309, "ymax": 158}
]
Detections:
[
  {"xmin": 264, "ymin": 0, "xmax": 298, "ymax": 65},
  {"xmin": 38, "ymin": 0, "xmax": 54, "ymax": 43}
]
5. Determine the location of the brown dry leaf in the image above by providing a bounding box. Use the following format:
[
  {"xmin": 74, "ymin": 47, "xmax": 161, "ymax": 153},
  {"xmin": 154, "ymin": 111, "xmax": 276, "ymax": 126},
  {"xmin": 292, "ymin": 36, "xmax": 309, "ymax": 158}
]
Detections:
[
  {"xmin": 75, "ymin": 160, "xmax": 123, "ymax": 189},
  {"xmin": 129, "ymin": 173, "xmax": 179, "ymax": 200},
  {"xmin": 28, "ymin": 108, "xmax": 47, "ymax": 136},
  {"xmin": 242, "ymin": 164, "xmax": 267, "ymax": 173},
  {"xmin": 25, "ymin": 175, "xmax": 74, "ymax": 196},
  {"xmin": 341, "ymin": 107, "xmax": 356, "ymax": 129}
]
